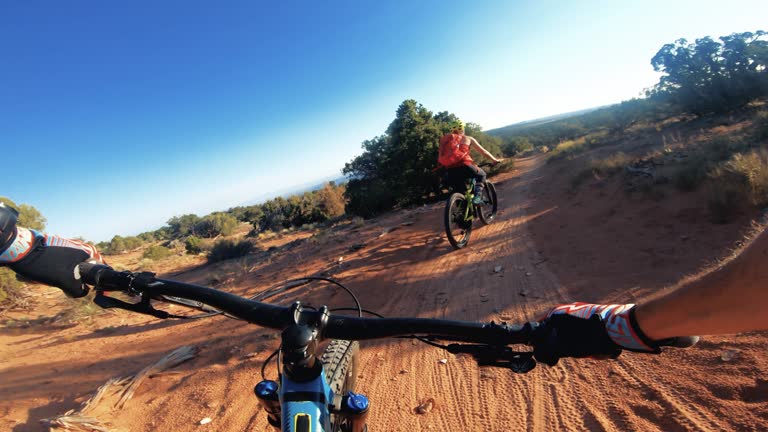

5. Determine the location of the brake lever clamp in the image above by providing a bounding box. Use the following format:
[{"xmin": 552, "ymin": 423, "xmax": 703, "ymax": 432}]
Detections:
[
  {"xmin": 446, "ymin": 344, "xmax": 537, "ymax": 374},
  {"xmin": 128, "ymin": 271, "xmax": 156, "ymax": 295}
]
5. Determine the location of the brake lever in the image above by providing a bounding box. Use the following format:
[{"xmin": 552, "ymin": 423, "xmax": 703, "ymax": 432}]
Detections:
[
  {"xmin": 92, "ymin": 271, "xmax": 187, "ymax": 319},
  {"xmin": 446, "ymin": 344, "xmax": 537, "ymax": 373}
]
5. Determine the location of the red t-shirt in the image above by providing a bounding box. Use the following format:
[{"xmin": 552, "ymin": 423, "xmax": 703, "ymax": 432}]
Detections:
[{"xmin": 438, "ymin": 133, "xmax": 473, "ymax": 168}]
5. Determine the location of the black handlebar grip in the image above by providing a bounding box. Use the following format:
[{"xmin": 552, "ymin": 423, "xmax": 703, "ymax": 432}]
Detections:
[
  {"xmin": 78, "ymin": 262, "xmax": 106, "ymax": 285},
  {"xmin": 78, "ymin": 263, "xmax": 134, "ymax": 292}
]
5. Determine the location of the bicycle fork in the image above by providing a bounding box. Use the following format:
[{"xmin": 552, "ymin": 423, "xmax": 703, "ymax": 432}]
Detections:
[{"xmin": 254, "ymin": 378, "xmax": 369, "ymax": 431}]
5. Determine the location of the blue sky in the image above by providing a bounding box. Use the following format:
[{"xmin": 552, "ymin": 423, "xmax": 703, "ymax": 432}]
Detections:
[{"xmin": 3, "ymin": 0, "xmax": 766, "ymax": 241}]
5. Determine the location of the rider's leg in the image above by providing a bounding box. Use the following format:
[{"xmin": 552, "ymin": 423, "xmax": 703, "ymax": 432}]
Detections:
[{"xmin": 465, "ymin": 164, "xmax": 487, "ymax": 204}]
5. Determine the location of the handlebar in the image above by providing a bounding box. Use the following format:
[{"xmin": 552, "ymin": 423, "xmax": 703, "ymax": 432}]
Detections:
[
  {"xmin": 78, "ymin": 263, "xmax": 535, "ymax": 345},
  {"xmin": 78, "ymin": 262, "xmax": 696, "ymax": 371}
]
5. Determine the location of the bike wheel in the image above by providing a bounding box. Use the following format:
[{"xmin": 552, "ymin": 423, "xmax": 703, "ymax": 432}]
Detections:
[
  {"xmin": 478, "ymin": 181, "xmax": 498, "ymax": 225},
  {"xmin": 322, "ymin": 339, "xmax": 361, "ymax": 432},
  {"xmin": 322, "ymin": 339, "xmax": 360, "ymax": 394},
  {"xmin": 444, "ymin": 192, "xmax": 472, "ymax": 249}
]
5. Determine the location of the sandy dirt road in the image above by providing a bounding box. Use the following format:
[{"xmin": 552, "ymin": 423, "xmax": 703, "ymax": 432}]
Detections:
[{"xmin": 1, "ymin": 155, "xmax": 766, "ymax": 431}]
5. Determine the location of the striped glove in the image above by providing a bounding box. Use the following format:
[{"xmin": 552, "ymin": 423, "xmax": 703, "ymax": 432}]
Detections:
[
  {"xmin": 1, "ymin": 226, "xmax": 105, "ymax": 298},
  {"xmin": 532, "ymin": 302, "xmax": 660, "ymax": 366}
]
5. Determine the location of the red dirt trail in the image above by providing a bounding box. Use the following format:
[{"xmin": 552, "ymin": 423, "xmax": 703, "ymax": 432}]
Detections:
[{"xmin": 1, "ymin": 155, "xmax": 766, "ymax": 431}]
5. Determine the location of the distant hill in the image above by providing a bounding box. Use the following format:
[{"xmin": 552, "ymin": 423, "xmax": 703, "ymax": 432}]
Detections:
[
  {"xmin": 487, "ymin": 105, "xmax": 610, "ymax": 137},
  {"xmin": 239, "ymin": 174, "xmax": 349, "ymax": 207}
]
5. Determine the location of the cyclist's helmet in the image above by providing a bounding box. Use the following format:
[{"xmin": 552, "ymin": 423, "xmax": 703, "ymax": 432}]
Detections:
[
  {"xmin": 449, "ymin": 118, "xmax": 465, "ymax": 132},
  {"xmin": 0, "ymin": 202, "xmax": 19, "ymax": 246}
]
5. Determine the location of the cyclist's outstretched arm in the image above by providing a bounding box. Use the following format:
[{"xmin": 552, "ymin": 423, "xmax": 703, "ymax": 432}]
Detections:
[
  {"xmin": 1, "ymin": 203, "xmax": 105, "ymax": 297},
  {"xmin": 468, "ymin": 136, "xmax": 501, "ymax": 163},
  {"xmin": 536, "ymin": 225, "xmax": 767, "ymax": 365},
  {"xmin": 635, "ymin": 225, "xmax": 768, "ymax": 339}
]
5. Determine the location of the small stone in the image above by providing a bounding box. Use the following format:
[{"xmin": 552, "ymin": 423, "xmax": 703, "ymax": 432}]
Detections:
[
  {"xmin": 415, "ymin": 397, "xmax": 435, "ymax": 414},
  {"xmin": 199, "ymin": 417, "xmax": 212, "ymax": 425},
  {"xmin": 525, "ymin": 272, "xmax": 532, "ymax": 277},
  {"xmin": 400, "ymin": 369, "xmax": 409, "ymax": 374},
  {"xmin": 438, "ymin": 358, "xmax": 448, "ymax": 364},
  {"xmin": 493, "ymin": 266, "xmax": 503, "ymax": 273},
  {"xmin": 720, "ymin": 349, "xmax": 738, "ymax": 362}
]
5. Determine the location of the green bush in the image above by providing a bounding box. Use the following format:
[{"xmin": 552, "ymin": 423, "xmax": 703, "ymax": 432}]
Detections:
[
  {"xmin": 185, "ymin": 236, "xmax": 203, "ymax": 254},
  {"xmin": 0, "ymin": 268, "xmax": 22, "ymax": 306},
  {"xmin": 142, "ymin": 245, "xmax": 173, "ymax": 261},
  {"xmin": 208, "ymin": 239, "xmax": 254, "ymax": 263},
  {"xmin": 0, "ymin": 197, "xmax": 46, "ymax": 230},
  {"xmin": 195, "ymin": 213, "xmax": 239, "ymax": 238}
]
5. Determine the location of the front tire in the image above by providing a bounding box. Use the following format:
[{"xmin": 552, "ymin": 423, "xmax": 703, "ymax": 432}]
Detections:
[
  {"xmin": 445, "ymin": 193, "xmax": 472, "ymax": 249},
  {"xmin": 322, "ymin": 339, "xmax": 361, "ymax": 432},
  {"xmin": 322, "ymin": 339, "xmax": 359, "ymax": 394}
]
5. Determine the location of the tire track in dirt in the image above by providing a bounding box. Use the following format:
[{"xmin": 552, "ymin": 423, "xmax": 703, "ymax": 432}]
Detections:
[
  {"xmin": 351, "ymin": 156, "xmax": 578, "ymax": 431},
  {"xmin": 613, "ymin": 356, "xmax": 724, "ymax": 432}
]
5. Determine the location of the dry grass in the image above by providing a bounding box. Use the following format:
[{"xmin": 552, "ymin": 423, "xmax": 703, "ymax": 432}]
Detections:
[
  {"xmin": 42, "ymin": 346, "xmax": 197, "ymax": 431},
  {"xmin": 708, "ymin": 149, "xmax": 768, "ymax": 223},
  {"xmin": 549, "ymin": 131, "xmax": 610, "ymax": 160},
  {"xmin": 570, "ymin": 152, "xmax": 633, "ymax": 189},
  {"xmin": 0, "ymin": 268, "xmax": 25, "ymax": 310},
  {"xmin": 590, "ymin": 152, "xmax": 633, "ymax": 176}
]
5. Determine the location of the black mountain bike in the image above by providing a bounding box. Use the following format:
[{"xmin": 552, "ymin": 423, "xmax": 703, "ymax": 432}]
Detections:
[
  {"xmin": 79, "ymin": 263, "xmax": 696, "ymax": 431},
  {"xmin": 442, "ymin": 162, "xmax": 498, "ymax": 249}
]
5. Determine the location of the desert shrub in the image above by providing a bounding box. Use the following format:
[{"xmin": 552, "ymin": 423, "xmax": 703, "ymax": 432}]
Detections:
[
  {"xmin": 672, "ymin": 155, "xmax": 710, "ymax": 191},
  {"xmin": 702, "ymin": 136, "xmax": 750, "ymax": 162},
  {"xmin": 754, "ymin": 111, "xmax": 768, "ymax": 141},
  {"xmin": 672, "ymin": 137, "xmax": 753, "ymax": 192},
  {"xmin": 707, "ymin": 149, "xmax": 768, "ymax": 222},
  {"xmin": 486, "ymin": 159, "xmax": 515, "ymax": 176},
  {"xmin": 315, "ymin": 182, "xmax": 347, "ymax": 220},
  {"xmin": 142, "ymin": 245, "xmax": 172, "ymax": 261},
  {"xmin": 0, "ymin": 197, "xmax": 46, "ymax": 230},
  {"xmin": 0, "ymin": 268, "xmax": 22, "ymax": 306},
  {"xmin": 589, "ymin": 153, "xmax": 632, "ymax": 176},
  {"xmin": 208, "ymin": 239, "xmax": 254, "ymax": 263},
  {"xmin": 570, "ymin": 153, "xmax": 632, "ymax": 189},
  {"xmin": 723, "ymin": 150, "xmax": 768, "ymax": 207},
  {"xmin": 549, "ymin": 137, "xmax": 587, "ymax": 159},
  {"xmin": 185, "ymin": 236, "xmax": 203, "ymax": 254},
  {"xmin": 351, "ymin": 216, "xmax": 365, "ymax": 228},
  {"xmin": 195, "ymin": 213, "xmax": 239, "ymax": 238},
  {"xmin": 539, "ymin": 146, "xmax": 550, "ymax": 153},
  {"xmin": 548, "ymin": 132, "xmax": 611, "ymax": 161},
  {"xmin": 503, "ymin": 137, "xmax": 534, "ymax": 156},
  {"xmin": 102, "ymin": 235, "xmax": 144, "ymax": 255}
]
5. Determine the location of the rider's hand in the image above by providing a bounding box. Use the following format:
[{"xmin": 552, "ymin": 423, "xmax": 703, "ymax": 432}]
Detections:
[
  {"xmin": 2, "ymin": 227, "xmax": 106, "ymax": 298},
  {"xmin": 532, "ymin": 302, "xmax": 681, "ymax": 366}
]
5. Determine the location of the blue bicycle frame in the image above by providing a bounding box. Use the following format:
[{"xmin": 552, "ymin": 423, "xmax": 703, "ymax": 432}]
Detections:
[{"xmin": 279, "ymin": 370, "xmax": 334, "ymax": 431}]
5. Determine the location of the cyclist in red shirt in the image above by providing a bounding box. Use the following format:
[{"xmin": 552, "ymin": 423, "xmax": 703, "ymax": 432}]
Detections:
[{"xmin": 438, "ymin": 119, "xmax": 502, "ymax": 204}]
